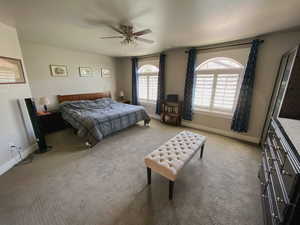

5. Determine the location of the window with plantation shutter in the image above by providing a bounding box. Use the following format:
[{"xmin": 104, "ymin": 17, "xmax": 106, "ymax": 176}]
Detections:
[
  {"xmin": 194, "ymin": 74, "xmax": 214, "ymax": 108},
  {"xmin": 193, "ymin": 57, "xmax": 243, "ymax": 115},
  {"xmin": 138, "ymin": 76, "xmax": 148, "ymax": 99},
  {"xmin": 138, "ymin": 64, "xmax": 159, "ymax": 102}
]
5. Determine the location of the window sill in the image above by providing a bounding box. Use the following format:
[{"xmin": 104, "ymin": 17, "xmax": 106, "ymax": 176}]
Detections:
[
  {"xmin": 193, "ymin": 108, "xmax": 233, "ymax": 119},
  {"xmin": 139, "ymin": 100, "xmax": 156, "ymax": 105}
]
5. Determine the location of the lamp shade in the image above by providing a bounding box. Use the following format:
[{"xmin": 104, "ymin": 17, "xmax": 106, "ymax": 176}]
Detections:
[
  {"xmin": 120, "ymin": 91, "xmax": 124, "ymax": 97},
  {"xmin": 39, "ymin": 97, "xmax": 50, "ymax": 105}
]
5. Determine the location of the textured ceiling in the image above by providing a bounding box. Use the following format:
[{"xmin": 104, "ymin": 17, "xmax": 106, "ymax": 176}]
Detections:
[{"xmin": 1, "ymin": 0, "xmax": 300, "ymax": 57}]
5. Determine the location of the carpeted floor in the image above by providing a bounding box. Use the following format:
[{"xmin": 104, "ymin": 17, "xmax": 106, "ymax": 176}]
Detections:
[{"xmin": 0, "ymin": 120, "xmax": 263, "ymax": 225}]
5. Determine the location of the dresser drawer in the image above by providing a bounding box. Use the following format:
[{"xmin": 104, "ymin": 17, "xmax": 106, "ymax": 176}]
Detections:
[
  {"xmin": 264, "ymin": 141, "xmax": 276, "ymax": 177},
  {"xmin": 268, "ymin": 174, "xmax": 283, "ymax": 224},
  {"xmin": 270, "ymin": 160, "xmax": 290, "ymax": 221},
  {"xmin": 268, "ymin": 126, "xmax": 287, "ymax": 168},
  {"xmin": 259, "ymin": 156, "xmax": 270, "ymax": 193},
  {"xmin": 281, "ymin": 154, "xmax": 298, "ymax": 198},
  {"xmin": 266, "ymin": 185, "xmax": 280, "ymax": 225}
]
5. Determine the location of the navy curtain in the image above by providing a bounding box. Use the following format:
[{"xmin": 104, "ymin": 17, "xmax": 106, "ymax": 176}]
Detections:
[
  {"xmin": 131, "ymin": 57, "xmax": 139, "ymax": 105},
  {"xmin": 231, "ymin": 39, "xmax": 262, "ymax": 132},
  {"xmin": 182, "ymin": 48, "xmax": 197, "ymax": 121},
  {"xmin": 156, "ymin": 54, "xmax": 166, "ymax": 114}
]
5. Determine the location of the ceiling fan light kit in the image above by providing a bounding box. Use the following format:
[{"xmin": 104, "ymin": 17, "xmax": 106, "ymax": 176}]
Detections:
[{"xmin": 100, "ymin": 24, "xmax": 154, "ymax": 45}]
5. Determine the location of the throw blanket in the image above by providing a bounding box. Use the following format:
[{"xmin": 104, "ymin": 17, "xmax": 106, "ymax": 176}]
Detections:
[{"xmin": 60, "ymin": 98, "xmax": 150, "ymax": 146}]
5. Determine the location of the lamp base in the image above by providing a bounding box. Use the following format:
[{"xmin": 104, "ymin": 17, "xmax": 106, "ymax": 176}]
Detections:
[{"xmin": 43, "ymin": 105, "xmax": 48, "ymax": 112}]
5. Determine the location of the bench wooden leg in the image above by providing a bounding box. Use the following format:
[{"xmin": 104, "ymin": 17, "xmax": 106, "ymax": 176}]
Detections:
[
  {"xmin": 147, "ymin": 167, "xmax": 151, "ymax": 185},
  {"xmin": 200, "ymin": 144, "xmax": 205, "ymax": 159},
  {"xmin": 169, "ymin": 180, "xmax": 174, "ymax": 200}
]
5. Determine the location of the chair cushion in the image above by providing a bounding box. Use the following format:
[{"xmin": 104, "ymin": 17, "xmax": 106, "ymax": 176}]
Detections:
[{"xmin": 144, "ymin": 130, "xmax": 206, "ymax": 181}]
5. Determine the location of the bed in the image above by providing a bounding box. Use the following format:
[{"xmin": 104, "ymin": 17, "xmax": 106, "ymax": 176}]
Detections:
[{"xmin": 57, "ymin": 92, "xmax": 151, "ymax": 147}]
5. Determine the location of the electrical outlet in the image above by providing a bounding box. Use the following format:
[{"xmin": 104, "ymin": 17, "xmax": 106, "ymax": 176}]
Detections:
[
  {"xmin": 8, "ymin": 142, "xmax": 16, "ymax": 150},
  {"xmin": 8, "ymin": 142, "xmax": 21, "ymax": 152}
]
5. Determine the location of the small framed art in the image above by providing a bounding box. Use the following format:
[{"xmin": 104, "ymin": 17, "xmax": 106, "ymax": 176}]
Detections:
[
  {"xmin": 79, "ymin": 67, "xmax": 93, "ymax": 77},
  {"xmin": 50, "ymin": 65, "xmax": 68, "ymax": 77},
  {"xmin": 101, "ymin": 68, "xmax": 112, "ymax": 78}
]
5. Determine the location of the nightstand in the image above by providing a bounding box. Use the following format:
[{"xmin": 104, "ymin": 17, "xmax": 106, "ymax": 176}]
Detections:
[
  {"xmin": 37, "ymin": 111, "xmax": 67, "ymax": 134},
  {"xmin": 117, "ymin": 98, "xmax": 130, "ymax": 104}
]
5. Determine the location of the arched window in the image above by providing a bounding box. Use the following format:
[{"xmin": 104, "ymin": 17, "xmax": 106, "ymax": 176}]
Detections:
[
  {"xmin": 138, "ymin": 64, "xmax": 159, "ymax": 101},
  {"xmin": 194, "ymin": 57, "xmax": 243, "ymax": 114}
]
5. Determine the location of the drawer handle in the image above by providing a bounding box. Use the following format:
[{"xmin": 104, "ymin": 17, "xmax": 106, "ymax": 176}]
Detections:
[
  {"xmin": 260, "ymin": 182, "xmax": 265, "ymax": 185},
  {"xmin": 276, "ymin": 196, "xmax": 284, "ymax": 204},
  {"xmin": 282, "ymin": 169, "xmax": 292, "ymax": 177},
  {"xmin": 271, "ymin": 213, "xmax": 279, "ymax": 219},
  {"xmin": 267, "ymin": 157, "xmax": 277, "ymax": 162},
  {"xmin": 269, "ymin": 167, "xmax": 275, "ymax": 174}
]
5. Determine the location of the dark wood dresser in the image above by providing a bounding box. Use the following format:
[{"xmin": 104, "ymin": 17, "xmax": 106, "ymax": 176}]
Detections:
[
  {"xmin": 259, "ymin": 119, "xmax": 300, "ymax": 225},
  {"xmin": 259, "ymin": 45, "xmax": 300, "ymax": 225}
]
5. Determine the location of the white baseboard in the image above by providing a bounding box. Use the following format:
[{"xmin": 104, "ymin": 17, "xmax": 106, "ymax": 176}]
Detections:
[
  {"xmin": 0, "ymin": 143, "xmax": 37, "ymax": 176},
  {"xmin": 182, "ymin": 121, "xmax": 260, "ymax": 144}
]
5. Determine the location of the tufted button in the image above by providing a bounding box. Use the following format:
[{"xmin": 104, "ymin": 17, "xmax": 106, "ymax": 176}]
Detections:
[{"xmin": 168, "ymin": 157, "xmax": 172, "ymax": 161}]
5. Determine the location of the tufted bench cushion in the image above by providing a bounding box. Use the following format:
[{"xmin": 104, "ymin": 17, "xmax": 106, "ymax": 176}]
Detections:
[{"xmin": 144, "ymin": 130, "xmax": 206, "ymax": 182}]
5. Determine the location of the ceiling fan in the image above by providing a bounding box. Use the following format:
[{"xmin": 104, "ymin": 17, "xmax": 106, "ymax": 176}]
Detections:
[{"xmin": 100, "ymin": 25, "xmax": 154, "ymax": 45}]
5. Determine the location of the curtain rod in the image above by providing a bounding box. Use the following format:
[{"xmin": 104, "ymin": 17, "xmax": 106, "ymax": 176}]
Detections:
[
  {"xmin": 133, "ymin": 52, "xmax": 167, "ymax": 59},
  {"xmin": 185, "ymin": 39, "xmax": 264, "ymax": 53},
  {"xmin": 133, "ymin": 53, "xmax": 160, "ymax": 59}
]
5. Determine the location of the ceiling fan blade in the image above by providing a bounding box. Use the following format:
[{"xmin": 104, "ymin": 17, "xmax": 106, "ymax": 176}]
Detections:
[
  {"xmin": 135, "ymin": 37, "xmax": 154, "ymax": 44},
  {"xmin": 133, "ymin": 29, "xmax": 152, "ymax": 36},
  {"xmin": 108, "ymin": 25, "xmax": 124, "ymax": 34},
  {"xmin": 100, "ymin": 36, "xmax": 123, "ymax": 39}
]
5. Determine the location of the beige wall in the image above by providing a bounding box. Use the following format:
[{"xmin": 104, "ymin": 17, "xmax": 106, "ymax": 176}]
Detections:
[
  {"xmin": 116, "ymin": 31, "xmax": 300, "ymax": 143},
  {"xmin": 21, "ymin": 41, "xmax": 117, "ymax": 110},
  {"xmin": 0, "ymin": 22, "xmax": 34, "ymax": 171}
]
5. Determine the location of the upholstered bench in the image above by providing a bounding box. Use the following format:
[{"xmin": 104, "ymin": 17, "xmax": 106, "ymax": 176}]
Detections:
[{"xmin": 144, "ymin": 130, "xmax": 206, "ymax": 200}]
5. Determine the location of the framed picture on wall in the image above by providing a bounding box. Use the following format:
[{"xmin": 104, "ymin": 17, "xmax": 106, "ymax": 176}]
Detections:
[
  {"xmin": 101, "ymin": 68, "xmax": 111, "ymax": 78},
  {"xmin": 79, "ymin": 67, "xmax": 93, "ymax": 77},
  {"xmin": 0, "ymin": 56, "xmax": 26, "ymax": 84},
  {"xmin": 50, "ymin": 64, "xmax": 68, "ymax": 77}
]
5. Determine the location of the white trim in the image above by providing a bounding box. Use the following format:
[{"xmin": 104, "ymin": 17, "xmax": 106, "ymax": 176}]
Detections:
[
  {"xmin": 193, "ymin": 109, "xmax": 233, "ymax": 119},
  {"xmin": 0, "ymin": 143, "xmax": 37, "ymax": 176},
  {"xmin": 139, "ymin": 99, "xmax": 156, "ymax": 104},
  {"xmin": 182, "ymin": 121, "xmax": 260, "ymax": 144},
  {"xmin": 149, "ymin": 114, "xmax": 160, "ymax": 120}
]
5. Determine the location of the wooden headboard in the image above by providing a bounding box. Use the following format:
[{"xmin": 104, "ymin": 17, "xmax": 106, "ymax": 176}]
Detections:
[{"xmin": 57, "ymin": 92, "xmax": 111, "ymax": 103}]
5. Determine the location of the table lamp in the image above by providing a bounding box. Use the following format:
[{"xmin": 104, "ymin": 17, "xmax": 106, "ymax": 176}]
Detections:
[
  {"xmin": 120, "ymin": 91, "xmax": 124, "ymax": 100},
  {"xmin": 39, "ymin": 97, "xmax": 50, "ymax": 112}
]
